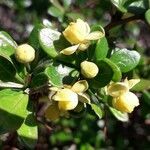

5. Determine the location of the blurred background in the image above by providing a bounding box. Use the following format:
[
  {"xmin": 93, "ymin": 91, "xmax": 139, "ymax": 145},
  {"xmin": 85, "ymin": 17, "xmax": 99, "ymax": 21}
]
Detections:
[{"xmin": 0, "ymin": 0, "xmax": 150, "ymax": 149}]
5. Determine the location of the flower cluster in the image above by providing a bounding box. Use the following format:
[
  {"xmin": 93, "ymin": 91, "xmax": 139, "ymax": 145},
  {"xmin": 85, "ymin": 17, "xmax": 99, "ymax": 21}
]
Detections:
[{"xmin": 45, "ymin": 80, "xmax": 90, "ymax": 120}]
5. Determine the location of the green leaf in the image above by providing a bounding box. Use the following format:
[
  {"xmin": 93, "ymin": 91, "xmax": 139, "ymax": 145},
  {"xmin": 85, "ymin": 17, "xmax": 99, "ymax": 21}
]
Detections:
[
  {"xmin": 90, "ymin": 60, "xmax": 113, "ymax": 88},
  {"xmin": 109, "ymin": 106, "xmax": 129, "ymax": 122},
  {"xmin": 48, "ymin": 6, "xmax": 64, "ymax": 18},
  {"xmin": 91, "ymin": 104, "xmax": 103, "ymax": 119},
  {"xmin": 103, "ymin": 58, "xmax": 122, "ymax": 82},
  {"xmin": 45, "ymin": 65, "xmax": 63, "ymax": 87},
  {"xmin": 39, "ymin": 28, "xmax": 61, "ymax": 58},
  {"xmin": 110, "ymin": 48, "xmax": 140, "ymax": 73},
  {"xmin": 0, "ymin": 56, "xmax": 16, "ymax": 81},
  {"xmin": 132, "ymin": 79, "xmax": 150, "ymax": 91},
  {"xmin": 111, "ymin": 0, "xmax": 148, "ymax": 14},
  {"xmin": 94, "ymin": 37, "xmax": 109, "ymax": 61},
  {"xmin": 30, "ymin": 73, "xmax": 48, "ymax": 88},
  {"xmin": 145, "ymin": 9, "xmax": 150, "ymax": 25},
  {"xmin": 54, "ymin": 63, "xmax": 79, "ymax": 85},
  {"xmin": 0, "ymin": 89, "xmax": 28, "ymax": 134},
  {"xmin": 17, "ymin": 105, "xmax": 38, "ymax": 149},
  {"xmin": 0, "ymin": 31, "xmax": 17, "ymax": 56},
  {"xmin": 29, "ymin": 24, "xmax": 44, "ymax": 49}
]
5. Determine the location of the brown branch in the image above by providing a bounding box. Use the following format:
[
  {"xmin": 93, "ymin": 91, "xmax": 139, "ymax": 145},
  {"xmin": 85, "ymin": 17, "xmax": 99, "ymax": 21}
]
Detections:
[{"xmin": 104, "ymin": 15, "xmax": 143, "ymax": 32}]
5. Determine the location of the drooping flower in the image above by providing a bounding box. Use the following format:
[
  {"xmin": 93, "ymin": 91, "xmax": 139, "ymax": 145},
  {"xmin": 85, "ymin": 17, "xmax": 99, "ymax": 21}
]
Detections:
[
  {"xmin": 107, "ymin": 78, "xmax": 140, "ymax": 113},
  {"xmin": 60, "ymin": 19, "xmax": 104, "ymax": 55}
]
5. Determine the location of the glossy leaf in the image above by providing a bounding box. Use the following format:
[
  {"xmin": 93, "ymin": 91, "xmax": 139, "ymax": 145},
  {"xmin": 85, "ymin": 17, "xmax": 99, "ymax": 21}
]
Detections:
[
  {"xmin": 91, "ymin": 104, "xmax": 103, "ymax": 119},
  {"xmin": 109, "ymin": 106, "xmax": 129, "ymax": 122},
  {"xmin": 39, "ymin": 28, "xmax": 61, "ymax": 58},
  {"xmin": 45, "ymin": 65, "xmax": 63, "ymax": 87},
  {"xmin": 0, "ymin": 89, "xmax": 28, "ymax": 134},
  {"xmin": 110, "ymin": 48, "xmax": 140, "ymax": 73},
  {"xmin": 94, "ymin": 37, "xmax": 109, "ymax": 61},
  {"xmin": 0, "ymin": 31, "xmax": 17, "ymax": 56},
  {"xmin": 111, "ymin": 0, "xmax": 148, "ymax": 14}
]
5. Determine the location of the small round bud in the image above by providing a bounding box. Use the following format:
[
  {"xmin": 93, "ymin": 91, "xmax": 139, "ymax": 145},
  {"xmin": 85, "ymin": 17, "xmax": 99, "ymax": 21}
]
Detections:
[
  {"xmin": 15, "ymin": 44, "xmax": 35, "ymax": 63},
  {"xmin": 81, "ymin": 61, "xmax": 99, "ymax": 78}
]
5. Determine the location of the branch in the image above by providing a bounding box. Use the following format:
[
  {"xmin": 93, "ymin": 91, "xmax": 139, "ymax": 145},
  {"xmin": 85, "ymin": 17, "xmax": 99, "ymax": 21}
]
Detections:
[{"xmin": 104, "ymin": 15, "xmax": 143, "ymax": 33}]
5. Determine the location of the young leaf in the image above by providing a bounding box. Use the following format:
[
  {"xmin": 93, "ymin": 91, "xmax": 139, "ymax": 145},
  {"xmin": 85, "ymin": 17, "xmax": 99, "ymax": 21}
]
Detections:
[
  {"xmin": 110, "ymin": 48, "xmax": 140, "ymax": 73},
  {"xmin": 94, "ymin": 37, "xmax": 109, "ymax": 61},
  {"xmin": 0, "ymin": 31, "xmax": 17, "ymax": 56},
  {"xmin": 109, "ymin": 106, "xmax": 129, "ymax": 122},
  {"xmin": 45, "ymin": 65, "xmax": 63, "ymax": 87},
  {"xmin": 0, "ymin": 89, "xmax": 28, "ymax": 134},
  {"xmin": 39, "ymin": 28, "xmax": 61, "ymax": 58},
  {"xmin": 91, "ymin": 104, "xmax": 103, "ymax": 119}
]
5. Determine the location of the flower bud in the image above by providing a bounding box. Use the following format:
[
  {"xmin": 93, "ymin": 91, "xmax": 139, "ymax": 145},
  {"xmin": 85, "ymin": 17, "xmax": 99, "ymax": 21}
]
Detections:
[
  {"xmin": 112, "ymin": 92, "xmax": 139, "ymax": 113},
  {"xmin": 63, "ymin": 19, "xmax": 90, "ymax": 44},
  {"xmin": 81, "ymin": 61, "xmax": 99, "ymax": 78},
  {"xmin": 15, "ymin": 44, "xmax": 35, "ymax": 63}
]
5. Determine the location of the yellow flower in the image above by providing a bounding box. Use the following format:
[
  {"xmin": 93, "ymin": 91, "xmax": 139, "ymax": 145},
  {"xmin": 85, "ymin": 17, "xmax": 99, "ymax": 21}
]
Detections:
[
  {"xmin": 61, "ymin": 19, "xmax": 105, "ymax": 55},
  {"xmin": 107, "ymin": 78, "xmax": 140, "ymax": 113},
  {"xmin": 51, "ymin": 80, "xmax": 90, "ymax": 111},
  {"xmin": 81, "ymin": 61, "xmax": 99, "ymax": 78},
  {"xmin": 15, "ymin": 44, "xmax": 35, "ymax": 63}
]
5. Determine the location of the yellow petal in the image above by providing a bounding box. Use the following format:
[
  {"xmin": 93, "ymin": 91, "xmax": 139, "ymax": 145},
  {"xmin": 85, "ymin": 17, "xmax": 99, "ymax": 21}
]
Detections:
[
  {"xmin": 78, "ymin": 42, "xmax": 90, "ymax": 51},
  {"xmin": 58, "ymin": 99, "xmax": 78, "ymax": 110},
  {"xmin": 107, "ymin": 82, "xmax": 129, "ymax": 97},
  {"xmin": 124, "ymin": 78, "xmax": 140, "ymax": 89},
  {"xmin": 60, "ymin": 45, "xmax": 79, "ymax": 55},
  {"xmin": 112, "ymin": 92, "xmax": 139, "ymax": 113},
  {"xmin": 45, "ymin": 102, "xmax": 60, "ymax": 121},
  {"xmin": 53, "ymin": 88, "xmax": 78, "ymax": 102},
  {"xmin": 63, "ymin": 19, "xmax": 89, "ymax": 44},
  {"xmin": 71, "ymin": 80, "xmax": 89, "ymax": 93},
  {"xmin": 78, "ymin": 93, "xmax": 91, "ymax": 104},
  {"xmin": 85, "ymin": 31, "xmax": 104, "ymax": 41}
]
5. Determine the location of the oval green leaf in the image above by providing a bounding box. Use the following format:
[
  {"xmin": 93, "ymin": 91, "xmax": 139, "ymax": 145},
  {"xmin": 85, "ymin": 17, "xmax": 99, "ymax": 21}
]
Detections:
[
  {"xmin": 94, "ymin": 37, "xmax": 109, "ymax": 61},
  {"xmin": 110, "ymin": 48, "xmax": 140, "ymax": 73}
]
